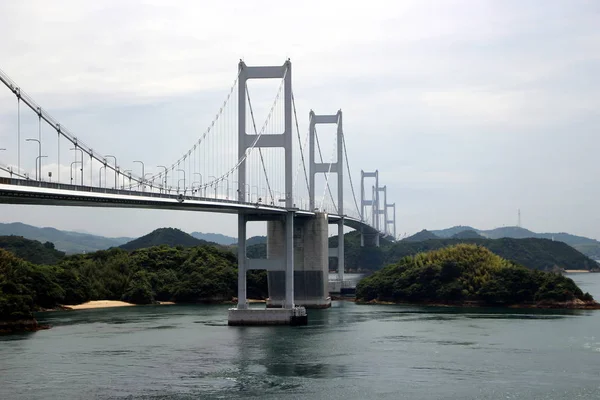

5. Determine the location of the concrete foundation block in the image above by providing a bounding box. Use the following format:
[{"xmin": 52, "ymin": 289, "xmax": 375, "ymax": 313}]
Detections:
[
  {"xmin": 227, "ymin": 307, "xmax": 308, "ymax": 326},
  {"xmin": 266, "ymin": 297, "xmax": 331, "ymax": 309}
]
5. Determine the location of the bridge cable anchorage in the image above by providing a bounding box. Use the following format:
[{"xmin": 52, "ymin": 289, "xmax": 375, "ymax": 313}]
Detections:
[
  {"xmin": 319, "ymin": 129, "xmax": 338, "ymax": 213},
  {"xmin": 291, "ymin": 91, "xmax": 310, "ymax": 200},
  {"xmin": 199, "ymin": 69, "xmax": 287, "ymax": 194},
  {"xmin": 147, "ymin": 69, "xmax": 242, "ymax": 187},
  {"xmin": 245, "ymin": 84, "xmax": 275, "ymax": 205},
  {"xmin": 314, "ymin": 127, "xmax": 338, "ymax": 213},
  {"xmin": 341, "ymin": 132, "xmax": 362, "ymax": 220}
]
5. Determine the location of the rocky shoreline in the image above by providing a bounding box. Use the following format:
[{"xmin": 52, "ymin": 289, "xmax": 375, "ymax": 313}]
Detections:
[
  {"xmin": 357, "ymin": 298, "xmax": 600, "ymax": 310},
  {"xmin": 0, "ymin": 318, "xmax": 49, "ymax": 334}
]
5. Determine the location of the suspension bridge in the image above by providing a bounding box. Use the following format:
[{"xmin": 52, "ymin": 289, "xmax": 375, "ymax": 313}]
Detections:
[{"xmin": 0, "ymin": 60, "xmax": 396, "ymax": 325}]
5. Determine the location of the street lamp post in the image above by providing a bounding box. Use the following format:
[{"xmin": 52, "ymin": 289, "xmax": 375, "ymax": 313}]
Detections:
[
  {"xmin": 177, "ymin": 169, "xmax": 185, "ymax": 193},
  {"xmin": 105, "ymin": 155, "xmax": 117, "ymax": 189},
  {"xmin": 70, "ymin": 161, "xmax": 82, "ymax": 185},
  {"xmin": 157, "ymin": 165, "xmax": 168, "ymax": 193},
  {"xmin": 99, "ymin": 165, "xmax": 105, "ymax": 188},
  {"xmin": 123, "ymin": 170, "xmax": 132, "ymax": 189},
  {"xmin": 144, "ymin": 173, "xmax": 154, "ymax": 191},
  {"xmin": 36, "ymin": 155, "xmax": 47, "ymax": 181},
  {"xmin": 70, "ymin": 147, "xmax": 84, "ymax": 185},
  {"xmin": 25, "ymin": 138, "xmax": 41, "ymax": 180},
  {"xmin": 193, "ymin": 173, "xmax": 203, "ymax": 196},
  {"xmin": 133, "ymin": 160, "xmax": 144, "ymax": 191},
  {"xmin": 208, "ymin": 176, "xmax": 217, "ymax": 198}
]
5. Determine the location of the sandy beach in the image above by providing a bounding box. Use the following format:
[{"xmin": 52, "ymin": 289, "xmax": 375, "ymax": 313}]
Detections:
[
  {"xmin": 63, "ymin": 300, "xmax": 175, "ymax": 310},
  {"xmin": 565, "ymin": 270, "xmax": 591, "ymax": 273}
]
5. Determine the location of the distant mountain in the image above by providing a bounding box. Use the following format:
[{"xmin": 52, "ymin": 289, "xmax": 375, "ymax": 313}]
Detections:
[
  {"xmin": 451, "ymin": 230, "xmax": 486, "ymax": 239},
  {"xmin": 0, "ymin": 235, "xmax": 65, "ymax": 265},
  {"xmin": 431, "ymin": 225, "xmax": 600, "ymax": 259},
  {"xmin": 431, "ymin": 226, "xmax": 478, "ymax": 238},
  {"xmin": 191, "ymin": 232, "xmax": 236, "ymax": 245},
  {"xmin": 403, "ymin": 229, "xmax": 439, "ymax": 242},
  {"xmin": 479, "ymin": 226, "xmax": 538, "ymax": 239},
  {"xmin": 0, "ymin": 222, "xmax": 132, "ymax": 254},
  {"xmin": 119, "ymin": 228, "xmax": 213, "ymax": 251},
  {"xmin": 385, "ymin": 237, "xmax": 598, "ymax": 272}
]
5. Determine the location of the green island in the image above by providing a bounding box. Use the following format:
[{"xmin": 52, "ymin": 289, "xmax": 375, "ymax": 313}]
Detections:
[
  {"xmin": 0, "ymin": 240, "xmax": 268, "ymax": 333},
  {"xmin": 356, "ymin": 244, "xmax": 599, "ymax": 308}
]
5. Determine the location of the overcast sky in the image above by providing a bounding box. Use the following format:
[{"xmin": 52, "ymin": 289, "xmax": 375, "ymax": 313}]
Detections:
[{"xmin": 0, "ymin": 0, "xmax": 599, "ymax": 240}]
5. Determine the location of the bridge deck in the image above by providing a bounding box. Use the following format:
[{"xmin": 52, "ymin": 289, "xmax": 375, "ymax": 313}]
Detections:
[{"xmin": 0, "ymin": 178, "xmax": 385, "ymax": 235}]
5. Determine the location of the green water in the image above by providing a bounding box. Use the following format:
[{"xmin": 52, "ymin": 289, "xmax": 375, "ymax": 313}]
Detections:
[{"xmin": 1, "ymin": 273, "xmax": 600, "ymax": 400}]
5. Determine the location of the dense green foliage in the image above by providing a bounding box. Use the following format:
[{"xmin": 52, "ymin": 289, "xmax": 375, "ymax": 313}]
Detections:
[
  {"xmin": 356, "ymin": 244, "xmax": 594, "ymax": 305},
  {"xmin": 0, "ymin": 244, "xmax": 268, "ymax": 321},
  {"xmin": 330, "ymin": 232, "xmax": 598, "ymax": 272},
  {"xmin": 119, "ymin": 228, "xmax": 213, "ymax": 250},
  {"xmin": 0, "ymin": 236, "xmax": 66, "ymax": 265},
  {"xmin": 0, "ymin": 249, "xmax": 67, "ymax": 320}
]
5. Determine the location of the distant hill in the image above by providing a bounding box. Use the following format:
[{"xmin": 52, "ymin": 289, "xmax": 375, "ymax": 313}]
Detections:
[
  {"xmin": 431, "ymin": 226, "xmax": 478, "ymax": 238},
  {"xmin": 403, "ymin": 229, "xmax": 439, "ymax": 242},
  {"xmin": 431, "ymin": 225, "xmax": 600, "ymax": 259},
  {"xmin": 0, "ymin": 236, "xmax": 65, "ymax": 265},
  {"xmin": 385, "ymin": 238, "xmax": 598, "ymax": 272},
  {"xmin": 119, "ymin": 228, "xmax": 214, "ymax": 251},
  {"xmin": 451, "ymin": 230, "xmax": 485, "ymax": 239},
  {"xmin": 0, "ymin": 222, "xmax": 132, "ymax": 254},
  {"xmin": 191, "ymin": 232, "xmax": 236, "ymax": 245},
  {"xmin": 479, "ymin": 226, "xmax": 538, "ymax": 239},
  {"xmin": 247, "ymin": 236, "xmax": 267, "ymax": 246}
]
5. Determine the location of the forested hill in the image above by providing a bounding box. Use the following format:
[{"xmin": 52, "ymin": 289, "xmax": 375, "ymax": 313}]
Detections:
[
  {"xmin": 119, "ymin": 228, "xmax": 215, "ymax": 251},
  {"xmin": 356, "ymin": 244, "xmax": 596, "ymax": 307},
  {"xmin": 384, "ymin": 238, "xmax": 598, "ymax": 271},
  {"xmin": 0, "ymin": 245, "xmax": 269, "ymax": 328},
  {"xmin": 403, "ymin": 230, "xmax": 439, "ymax": 242},
  {"xmin": 325, "ymin": 232, "xmax": 599, "ymax": 272},
  {"xmin": 431, "ymin": 225, "xmax": 600, "ymax": 259},
  {"xmin": 0, "ymin": 236, "xmax": 65, "ymax": 265}
]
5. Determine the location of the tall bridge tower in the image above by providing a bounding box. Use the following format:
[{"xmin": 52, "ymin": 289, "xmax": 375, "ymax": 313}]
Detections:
[{"xmin": 309, "ymin": 110, "xmax": 344, "ymax": 283}]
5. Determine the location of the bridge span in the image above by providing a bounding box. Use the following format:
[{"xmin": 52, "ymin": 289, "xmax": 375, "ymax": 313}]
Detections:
[
  {"xmin": 0, "ymin": 178, "xmax": 385, "ymax": 236},
  {"xmin": 0, "ymin": 59, "xmax": 397, "ymax": 326}
]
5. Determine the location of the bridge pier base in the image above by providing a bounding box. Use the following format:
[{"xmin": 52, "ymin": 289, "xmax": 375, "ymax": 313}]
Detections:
[
  {"xmin": 228, "ymin": 307, "xmax": 307, "ymax": 326},
  {"xmin": 229, "ymin": 211, "xmax": 308, "ymax": 326},
  {"xmin": 266, "ymin": 212, "xmax": 331, "ymax": 309}
]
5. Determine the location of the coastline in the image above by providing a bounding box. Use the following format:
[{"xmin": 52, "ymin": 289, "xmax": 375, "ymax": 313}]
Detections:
[
  {"xmin": 356, "ymin": 298, "xmax": 600, "ymax": 310},
  {"xmin": 58, "ymin": 298, "xmax": 266, "ymax": 311},
  {"xmin": 61, "ymin": 300, "xmax": 176, "ymax": 310}
]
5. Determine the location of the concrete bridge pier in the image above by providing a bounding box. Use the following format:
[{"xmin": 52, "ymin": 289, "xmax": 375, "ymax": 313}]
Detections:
[
  {"xmin": 228, "ymin": 212, "xmax": 308, "ymax": 326},
  {"xmin": 266, "ymin": 212, "xmax": 331, "ymax": 309}
]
